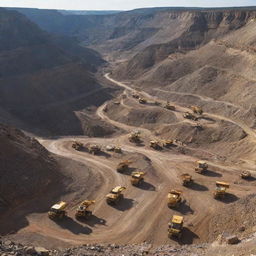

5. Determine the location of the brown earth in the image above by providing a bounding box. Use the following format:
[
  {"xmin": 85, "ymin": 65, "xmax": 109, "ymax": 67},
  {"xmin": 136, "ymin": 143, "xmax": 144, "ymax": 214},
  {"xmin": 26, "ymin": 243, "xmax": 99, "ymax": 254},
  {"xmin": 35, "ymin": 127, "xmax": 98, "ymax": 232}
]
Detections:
[{"xmin": 1, "ymin": 6, "xmax": 256, "ymax": 256}]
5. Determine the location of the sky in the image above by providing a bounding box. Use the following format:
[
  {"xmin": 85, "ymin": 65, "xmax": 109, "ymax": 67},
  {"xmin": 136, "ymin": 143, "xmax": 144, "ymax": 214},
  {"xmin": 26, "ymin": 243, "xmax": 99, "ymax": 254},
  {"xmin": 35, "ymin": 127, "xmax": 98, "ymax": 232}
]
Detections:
[{"xmin": 0, "ymin": 0, "xmax": 256, "ymax": 10}]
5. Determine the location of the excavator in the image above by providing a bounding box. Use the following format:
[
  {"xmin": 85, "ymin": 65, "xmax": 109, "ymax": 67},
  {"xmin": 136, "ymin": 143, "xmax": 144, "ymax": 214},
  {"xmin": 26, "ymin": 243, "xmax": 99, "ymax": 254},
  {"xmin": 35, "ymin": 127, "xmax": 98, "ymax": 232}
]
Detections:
[
  {"xmin": 240, "ymin": 170, "xmax": 252, "ymax": 179},
  {"xmin": 131, "ymin": 171, "xmax": 145, "ymax": 186},
  {"xmin": 48, "ymin": 201, "xmax": 67, "ymax": 220},
  {"xmin": 72, "ymin": 141, "xmax": 84, "ymax": 151},
  {"xmin": 181, "ymin": 173, "xmax": 193, "ymax": 187},
  {"xmin": 106, "ymin": 186, "xmax": 126, "ymax": 205},
  {"xmin": 150, "ymin": 140, "xmax": 161, "ymax": 150},
  {"xmin": 75, "ymin": 200, "xmax": 95, "ymax": 219},
  {"xmin": 195, "ymin": 160, "xmax": 208, "ymax": 174},
  {"xmin": 129, "ymin": 131, "xmax": 142, "ymax": 144},
  {"xmin": 164, "ymin": 101, "xmax": 176, "ymax": 111},
  {"xmin": 88, "ymin": 144, "xmax": 101, "ymax": 155},
  {"xmin": 168, "ymin": 215, "xmax": 184, "ymax": 239},
  {"xmin": 116, "ymin": 160, "xmax": 132, "ymax": 173},
  {"xmin": 183, "ymin": 112, "xmax": 198, "ymax": 121},
  {"xmin": 190, "ymin": 106, "xmax": 203, "ymax": 115},
  {"xmin": 213, "ymin": 181, "xmax": 230, "ymax": 199},
  {"xmin": 167, "ymin": 190, "xmax": 182, "ymax": 208}
]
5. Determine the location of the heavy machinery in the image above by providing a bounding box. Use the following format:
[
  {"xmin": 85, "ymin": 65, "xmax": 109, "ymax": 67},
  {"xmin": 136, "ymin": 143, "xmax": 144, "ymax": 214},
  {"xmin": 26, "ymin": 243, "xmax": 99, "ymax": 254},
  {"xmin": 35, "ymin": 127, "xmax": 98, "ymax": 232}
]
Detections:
[
  {"xmin": 181, "ymin": 173, "xmax": 193, "ymax": 187},
  {"xmin": 190, "ymin": 106, "xmax": 203, "ymax": 115},
  {"xmin": 131, "ymin": 171, "xmax": 145, "ymax": 186},
  {"xmin": 88, "ymin": 144, "xmax": 101, "ymax": 155},
  {"xmin": 167, "ymin": 190, "xmax": 182, "ymax": 208},
  {"xmin": 240, "ymin": 171, "xmax": 252, "ymax": 179},
  {"xmin": 72, "ymin": 141, "xmax": 84, "ymax": 151},
  {"xmin": 139, "ymin": 98, "xmax": 147, "ymax": 104},
  {"xmin": 106, "ymin": 145, "xmax": 122, "ymax": 153},
  {"xmin": 106, "ymin": 186, "xmax": 126, "ymax": 205},
  {"xmin": 163, "ymin": 139, "xmax": 174, "ymax": 147},
  {"xmin": 129, "ymin": 131, "xmax": 141, "ymax": 144},
  {"xmin": 195, "ymin": 160, "xmax": 208, "ymax": 174},
  {"xmin": 183, "ymin": 112, "xmax": 198, "ymax": 121},
  {"xmin": 150, "ymin": 140, "xmax": 161, "ymax": 150},
  {"xmin": 48, "ymin": 201, "xmax": 67, "ymax": 220},
  {"xmin": 116, "ymin": 160, "xmax": 132, "ymax": 173},
  {"xmin": 75, "ymin": 200, "xmax": 95, "ymax": 219},
  {"xmin": 168, "ymin": 215, "xmax": 184, "ymax": 239},
  {"xmin": 132, "ymin": 92, "xmax": 140, "ymax": 99},
  {"xmin": 213, "ymin": 181, "xmax": 230, "ymax": 199},
  {"xmin": 164, "ymin": 101, "xmax": 176, "ymax": 111}
]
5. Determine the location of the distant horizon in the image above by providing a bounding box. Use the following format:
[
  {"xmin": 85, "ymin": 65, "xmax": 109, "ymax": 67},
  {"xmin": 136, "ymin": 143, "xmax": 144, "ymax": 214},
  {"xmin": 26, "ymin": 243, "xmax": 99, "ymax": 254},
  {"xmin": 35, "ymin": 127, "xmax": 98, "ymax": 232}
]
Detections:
[
  {"xmin": 1, "ymin": 0, "xmax": 256, "ymax": 11},
  {"xmin": 5, "ymin": 5, "xmax": 256, "ymax": 12}
]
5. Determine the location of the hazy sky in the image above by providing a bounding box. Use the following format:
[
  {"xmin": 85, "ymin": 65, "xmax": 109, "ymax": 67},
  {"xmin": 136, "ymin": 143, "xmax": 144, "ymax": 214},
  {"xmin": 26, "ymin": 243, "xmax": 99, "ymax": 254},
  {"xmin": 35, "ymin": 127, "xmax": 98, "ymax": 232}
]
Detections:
[{"xmin": 0, "ymin": 0, "xmax": 256, "ymax": 10}]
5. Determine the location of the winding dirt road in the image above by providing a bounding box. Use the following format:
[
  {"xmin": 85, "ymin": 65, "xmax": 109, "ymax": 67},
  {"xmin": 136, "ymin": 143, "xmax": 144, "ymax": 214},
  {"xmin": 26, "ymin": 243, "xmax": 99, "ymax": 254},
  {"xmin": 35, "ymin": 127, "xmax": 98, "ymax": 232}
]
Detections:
[{"xmin": 8, "ymin": 73, "xmax": 256, "ymax": 248}]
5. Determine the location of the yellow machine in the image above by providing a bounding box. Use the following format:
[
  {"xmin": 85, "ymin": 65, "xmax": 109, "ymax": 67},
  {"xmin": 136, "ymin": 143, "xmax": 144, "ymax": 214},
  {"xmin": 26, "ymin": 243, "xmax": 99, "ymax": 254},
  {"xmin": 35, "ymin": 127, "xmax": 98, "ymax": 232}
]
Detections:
[
  {"xmin": 139, "ymin": 98, "xmax": 147, "ymax": 104},
  {"xmin": 183, "ymin": 112, "xmax": 198, "ymax": 121},
  {"xmin": 131, "ymin": 171, "xmax": 145, "ymax": 186},
  {"xmin": 48, "ymin": 201, "xmax": 67, "ymax": 220},
  {"xmin": 75, "ymin": 200, "xmax": 95, "ymax": 219},
  {"xmin": 117, "ymin": 160, "xmax": 132, "ymax": 173},
  {"xmin": 88, "ymin": 144, "xmax": 101, "ymax": 155},
  {"xmin": 167, "ymin": 190, "xmax": 182, "ymax": 208},
  {"xmin": 213, "ymin": 181, "xmax": 230, "ymax": 199},
  {"xmin": 72, "ymin": 141, "xmax": 84, "ymax": 151},
  {"xmin": 190, "ymin": 106, "xmax": 203, "ymax": 115},
  {"xmin": 181, "ymin": 173, "xmax": 193, "ymax": 186},
  {"xmin": 106, "ymin": 186, "xmax": 126, "ymax": 205},
  {"xmin": 240, "ymin": 171, "xmax": 251, "ymax": 179},
  {"xmin": 163, "ymin": 140, "xmax": 174, "ymax": 147},
  {"xmin": 128, "ymin": 131, "xmax": 141, "ymax": 143},
  {"xmin": 168, "ymin": 215, "xmax": 184, "ymax": 239},
  {"xmin": 106, "ymin": 145, "xmax": 122, "ymax": 153},
  {"xmin": 150, "ymin": 140, "xmax": 161, "ymax": 150},
  {"xmin": 195, "ymin": 160, "xmax": 208, "ymax": 174},
  {"xmin": 164, "ymin": 101, "xmax": 176, "ymax": 111}
]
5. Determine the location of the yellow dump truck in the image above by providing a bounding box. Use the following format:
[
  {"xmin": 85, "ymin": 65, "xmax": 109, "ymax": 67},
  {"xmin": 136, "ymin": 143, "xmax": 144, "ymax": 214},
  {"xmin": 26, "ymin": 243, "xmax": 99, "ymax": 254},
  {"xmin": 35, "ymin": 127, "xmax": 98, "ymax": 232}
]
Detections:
[
  {"xmin": 240, "ymin": 170, "xmax": 251, "ymax": 179},
  {"xmin": 88, "ymin": 144, "xmax": 101, "ymax": 155},
  {"xmin": 139, "ymin": 98, "xmax": 147, "ymax": 104},
  {"xmin": 190, "ymin": 106, "xmax": 203, "ymax": 115},
  {"xmin": 48, "ymin": 201, "xmax": 67, "ymax": 220},
  {"xmin": 164, "ymin": 101, "xmax": 176, "ymax": 111},
  {"xmin": 72, "ymin": 141, "xmax": 84, "ymax": 151},
  {"xmin": 167, "ymin": 190, "xmax": 182, "ymax": 208},
  {"xmin": 181, "ymin": 173, "xmax": 193, "ymax": 187},
  {"xmin": 168, "ymin": 215, "xmax": 184, "ymax": 239},
  {"xmin": 132, "ymin": 92, "xmax": 140, "ymax": 99},
  {"xmin": 195, "ymin": 160, "xmax": 208, "ymax": 174},
  {"xmin": 117, "ymin": 160, "xmax": 132, "ymax": 173},
  {"xmin": 131, "ymin": 171, "xmax": 145, "ymax": 186},
  {"xmin": 183, "ymin": 112, "xmax": 198, "ymax": 121},
  {"xmin": 75, "ymin": 200, "xmax": 95, "ymax": 219},
  {"xmin": 150, "ymin": 140, "xmax": 161, "ymax": 150},
  {"xmin": 163, "ymin": 140, "xmax": 174, "ymax": 147},
  {"xmin": 106, "ymin": 186, "xmax": 126, "ymax": 205},
  {"xmin": 106, "ymin": 145, "xmax": 122, "ymax": 153},
  {"xmin": 213, "ymin": 181, "xmax": 230, "ymax": 199},
  {"xmin": 129, "ymin": 131, "xmax": 141, "ymax": 143}
]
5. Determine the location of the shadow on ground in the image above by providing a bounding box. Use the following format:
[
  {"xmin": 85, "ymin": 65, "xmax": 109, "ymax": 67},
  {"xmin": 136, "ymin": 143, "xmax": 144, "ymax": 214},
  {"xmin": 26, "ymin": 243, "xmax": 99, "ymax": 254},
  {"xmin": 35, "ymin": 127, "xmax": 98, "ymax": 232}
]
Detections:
[{"xmin": 56, "ymin": 217, "xmax": 92, "ymax": 235}]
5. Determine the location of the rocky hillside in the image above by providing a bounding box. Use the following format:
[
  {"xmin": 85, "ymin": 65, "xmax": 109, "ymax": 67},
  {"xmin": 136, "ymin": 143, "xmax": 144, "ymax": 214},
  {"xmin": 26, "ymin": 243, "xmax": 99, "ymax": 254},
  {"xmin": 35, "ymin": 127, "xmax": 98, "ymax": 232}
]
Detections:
[
  {"xmin": 0, "ymin": 123, "xmax": 68, "ymax": 234},
  {"xmin": 0, "ymin": 8, "xmax": 112, "ymax": 136}
]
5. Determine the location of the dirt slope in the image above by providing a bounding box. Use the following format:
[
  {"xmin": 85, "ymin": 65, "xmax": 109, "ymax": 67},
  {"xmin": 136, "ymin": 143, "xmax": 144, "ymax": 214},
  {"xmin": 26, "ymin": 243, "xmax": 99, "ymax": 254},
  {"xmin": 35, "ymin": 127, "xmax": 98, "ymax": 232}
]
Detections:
[{"xmin": 0, "ymin": 8, "xmax": 112, "ymax": 136}]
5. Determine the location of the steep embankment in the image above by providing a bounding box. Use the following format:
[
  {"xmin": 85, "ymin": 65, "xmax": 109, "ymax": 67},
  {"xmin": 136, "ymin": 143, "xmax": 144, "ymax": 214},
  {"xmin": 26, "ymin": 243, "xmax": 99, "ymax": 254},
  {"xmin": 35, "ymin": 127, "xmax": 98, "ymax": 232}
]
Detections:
[
  {"xmin": 0, "ymin": 8, "xmax": 113, "ymax": 136},
  {"xmin": 0, "ymin": 123, "xmax": 68, "ymax": 234}
]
